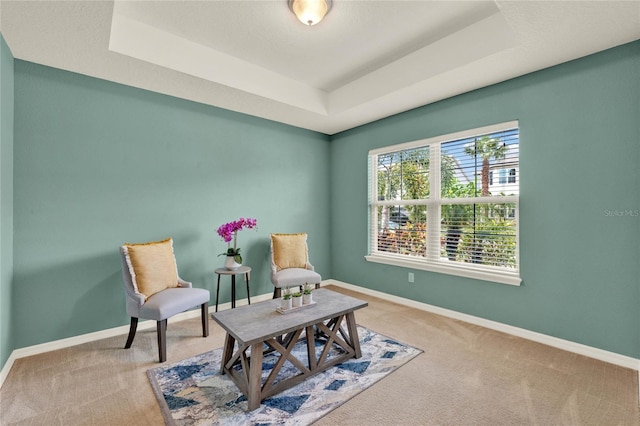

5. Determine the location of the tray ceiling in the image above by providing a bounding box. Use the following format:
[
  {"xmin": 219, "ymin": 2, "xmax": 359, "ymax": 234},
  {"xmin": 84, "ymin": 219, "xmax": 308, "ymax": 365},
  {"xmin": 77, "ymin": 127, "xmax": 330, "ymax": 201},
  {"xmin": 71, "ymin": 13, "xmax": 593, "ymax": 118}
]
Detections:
[{"xmin": 1, "ymin": 1, "xmax": 639, "ymax": 134}]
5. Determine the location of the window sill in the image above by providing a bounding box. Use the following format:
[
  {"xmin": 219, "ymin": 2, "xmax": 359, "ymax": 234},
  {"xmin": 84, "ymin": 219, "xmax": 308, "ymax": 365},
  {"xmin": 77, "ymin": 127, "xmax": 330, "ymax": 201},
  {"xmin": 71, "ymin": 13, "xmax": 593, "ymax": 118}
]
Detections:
[{"xmin": 365, "ymin": 253, "xmax": 522, "ymax": 286}]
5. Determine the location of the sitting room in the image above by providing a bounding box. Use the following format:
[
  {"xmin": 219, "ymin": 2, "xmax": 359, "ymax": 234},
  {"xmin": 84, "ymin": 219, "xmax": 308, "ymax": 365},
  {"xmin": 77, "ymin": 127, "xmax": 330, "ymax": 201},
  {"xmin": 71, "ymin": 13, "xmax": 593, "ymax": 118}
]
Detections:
[{"xmin": 0, "ymin": 1, "xmax": 638, "ymax": 424}]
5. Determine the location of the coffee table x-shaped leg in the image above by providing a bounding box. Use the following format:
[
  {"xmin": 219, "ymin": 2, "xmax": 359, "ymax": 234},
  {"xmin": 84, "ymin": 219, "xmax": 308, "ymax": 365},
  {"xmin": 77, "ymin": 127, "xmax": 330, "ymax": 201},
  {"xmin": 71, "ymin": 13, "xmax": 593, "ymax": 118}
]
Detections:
[{"xmin": 220, "ymin": 311, "xmax": 362, "ymax": 411}]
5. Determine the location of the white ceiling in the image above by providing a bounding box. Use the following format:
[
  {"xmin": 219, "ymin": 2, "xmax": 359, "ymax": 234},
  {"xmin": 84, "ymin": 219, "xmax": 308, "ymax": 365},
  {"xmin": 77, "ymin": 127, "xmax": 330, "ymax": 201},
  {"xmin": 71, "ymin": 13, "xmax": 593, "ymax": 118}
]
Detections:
[{"xmin": 1, "ymin": 1, "xmax": 639, "ymax": 135}]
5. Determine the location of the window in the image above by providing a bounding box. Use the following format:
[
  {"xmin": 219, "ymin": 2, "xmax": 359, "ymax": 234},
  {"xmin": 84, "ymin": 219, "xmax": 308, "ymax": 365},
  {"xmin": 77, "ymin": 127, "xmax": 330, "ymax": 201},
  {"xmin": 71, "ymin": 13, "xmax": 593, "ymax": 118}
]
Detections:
[
  {"xmin": 499, "ymin": 169, "xmax": 507, "ymax": 184},
  {"xmin": 367, "ymin": 121, "xmax": 521, "ymax": 286}
]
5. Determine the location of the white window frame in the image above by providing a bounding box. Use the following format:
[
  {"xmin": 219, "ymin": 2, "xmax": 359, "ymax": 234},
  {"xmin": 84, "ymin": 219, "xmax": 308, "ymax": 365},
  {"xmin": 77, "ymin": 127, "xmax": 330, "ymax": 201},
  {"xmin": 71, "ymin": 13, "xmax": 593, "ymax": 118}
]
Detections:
[{"xmin": 366, "ymin": 121, "xmax": 521, "ymax": 286}]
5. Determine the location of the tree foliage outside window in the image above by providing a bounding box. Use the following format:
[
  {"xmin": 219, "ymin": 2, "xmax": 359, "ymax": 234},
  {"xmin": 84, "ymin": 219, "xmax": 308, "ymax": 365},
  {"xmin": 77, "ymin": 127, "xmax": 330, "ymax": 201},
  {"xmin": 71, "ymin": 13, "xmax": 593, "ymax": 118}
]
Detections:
[{"xmin": 369, "ymin": 122, "xmax": 520, "ymax": 282}]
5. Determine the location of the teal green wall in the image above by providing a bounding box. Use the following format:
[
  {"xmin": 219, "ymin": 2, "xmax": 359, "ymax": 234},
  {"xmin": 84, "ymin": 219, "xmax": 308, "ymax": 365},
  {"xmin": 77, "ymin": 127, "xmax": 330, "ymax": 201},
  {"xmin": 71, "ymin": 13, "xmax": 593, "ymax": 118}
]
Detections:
[
  {"xmin": 0, "ymin": 34, "xmax": 15, "ymax": 369},
  {"xmin": 331, "ymin": 40, "xmax": 640, "ymax": 358},
  {"xmin": 12, "ymin": 60, "xmax": 331, "ymax": 349},
  {"xmin": 2, "ymin": 40, "xmax": 638, "ymax": 366}
]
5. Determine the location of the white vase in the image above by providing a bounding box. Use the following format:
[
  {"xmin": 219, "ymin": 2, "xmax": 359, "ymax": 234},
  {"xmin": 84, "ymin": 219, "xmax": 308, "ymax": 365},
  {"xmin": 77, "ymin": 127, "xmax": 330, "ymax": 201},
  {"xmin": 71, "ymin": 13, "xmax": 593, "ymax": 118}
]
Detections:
[
  {"xmin": 281, "ymin": 297, "xmax": 292, "ymax": 310},
  {"xmin": 303, "ymin": 293, "xmax": 313, "ymax": 304},
  {"xmin": 224, "ymin": 255, "xmax": 241, "ymax": 270},
  {"xmin": 292, "ymin": 295, "xmax": 302, "ymax": 308}
]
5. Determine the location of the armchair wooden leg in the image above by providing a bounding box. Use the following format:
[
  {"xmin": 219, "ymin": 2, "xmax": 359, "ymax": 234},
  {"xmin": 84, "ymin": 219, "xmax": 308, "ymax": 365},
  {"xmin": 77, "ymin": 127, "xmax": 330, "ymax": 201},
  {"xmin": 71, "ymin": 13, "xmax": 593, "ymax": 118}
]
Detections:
[
  {"xmin": 201, "ymin": 303, "xmax": 209, "ymax": 337},
  {"xmin": 124, "ymin": 317, "xmax": 138, "ymax": 349},
  {"xmin": 273, "ymin": 287, "xmax": 281, "ymax": 299},
  {"xmin": 157, "ymin": 319, "xmax": 167, "ymax": 363}
]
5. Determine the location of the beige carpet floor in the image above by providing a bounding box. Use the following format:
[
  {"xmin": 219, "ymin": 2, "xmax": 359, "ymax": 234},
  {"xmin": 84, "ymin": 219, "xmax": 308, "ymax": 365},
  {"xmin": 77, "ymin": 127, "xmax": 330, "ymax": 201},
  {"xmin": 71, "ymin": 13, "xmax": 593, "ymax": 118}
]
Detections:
[{"xmin": 1, "ymin": 285, "xmax": 638, "ymax": 425}]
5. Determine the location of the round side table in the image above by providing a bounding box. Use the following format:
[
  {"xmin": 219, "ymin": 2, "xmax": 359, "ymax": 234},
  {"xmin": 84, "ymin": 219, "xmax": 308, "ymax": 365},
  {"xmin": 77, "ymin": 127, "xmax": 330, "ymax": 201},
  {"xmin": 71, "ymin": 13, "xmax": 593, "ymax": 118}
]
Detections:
[{"xmin": 214, "ymin": 266, "xmax": 251, "ymax": 312}]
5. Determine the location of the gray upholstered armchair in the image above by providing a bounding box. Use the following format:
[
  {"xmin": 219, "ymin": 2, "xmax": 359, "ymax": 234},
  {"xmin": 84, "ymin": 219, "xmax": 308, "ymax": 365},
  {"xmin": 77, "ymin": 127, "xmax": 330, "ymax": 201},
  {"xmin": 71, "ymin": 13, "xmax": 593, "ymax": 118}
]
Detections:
[
  {"xmin": 120, "ymin": 238, "xmax": 210, "ymax": 362},
  {"xmin": 270, "ymin": 233, "xmax": 321, "ymax": 298}
]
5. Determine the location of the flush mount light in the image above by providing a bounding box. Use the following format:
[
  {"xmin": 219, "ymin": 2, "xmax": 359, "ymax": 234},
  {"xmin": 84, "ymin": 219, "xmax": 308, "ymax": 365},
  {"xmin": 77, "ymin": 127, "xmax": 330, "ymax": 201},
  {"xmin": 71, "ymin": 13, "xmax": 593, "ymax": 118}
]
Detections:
[{"xmin": 288, "ymin": 0, "xmax": 332, "ymax": 26}]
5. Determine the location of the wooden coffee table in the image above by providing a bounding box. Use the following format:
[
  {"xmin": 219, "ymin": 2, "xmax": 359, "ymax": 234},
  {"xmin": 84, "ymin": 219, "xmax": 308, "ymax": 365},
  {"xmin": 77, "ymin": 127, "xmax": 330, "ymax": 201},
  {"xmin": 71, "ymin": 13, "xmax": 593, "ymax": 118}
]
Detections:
[{"xmin": 211, "ymin": 288, "xmax": 368, "ymax": 410}]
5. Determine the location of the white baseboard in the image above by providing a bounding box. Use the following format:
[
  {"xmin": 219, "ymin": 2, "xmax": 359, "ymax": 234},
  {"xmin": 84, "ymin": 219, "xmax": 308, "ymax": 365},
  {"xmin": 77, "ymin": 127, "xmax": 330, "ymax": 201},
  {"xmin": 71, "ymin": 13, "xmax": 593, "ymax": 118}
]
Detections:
[
  {"xmin": 2, "ymin": 282, "xmax": 638, "ymax": 391},
  {"xmin": 327, "ymin": 279, "xmax": 640, "ymax": 372},
  {"xmin": 0, "ymin": 292, "xmax": 272, "ymax": 388}
]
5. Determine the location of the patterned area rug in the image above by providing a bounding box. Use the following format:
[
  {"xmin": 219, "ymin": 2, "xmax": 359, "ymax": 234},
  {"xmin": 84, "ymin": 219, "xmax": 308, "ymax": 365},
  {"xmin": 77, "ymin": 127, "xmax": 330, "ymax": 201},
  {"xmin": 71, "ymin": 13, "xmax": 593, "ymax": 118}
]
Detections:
[{"xmin": 147, "ymin": 325, "xmax": 422, "ymax": 425}]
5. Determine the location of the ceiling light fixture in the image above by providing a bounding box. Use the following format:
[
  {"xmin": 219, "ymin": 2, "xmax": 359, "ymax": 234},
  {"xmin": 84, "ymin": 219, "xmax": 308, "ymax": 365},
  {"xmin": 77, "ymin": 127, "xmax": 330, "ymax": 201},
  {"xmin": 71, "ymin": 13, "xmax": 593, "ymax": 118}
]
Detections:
[{"xmin": 288, "ymin": 0, "xmax": 332, "ymax": 26}]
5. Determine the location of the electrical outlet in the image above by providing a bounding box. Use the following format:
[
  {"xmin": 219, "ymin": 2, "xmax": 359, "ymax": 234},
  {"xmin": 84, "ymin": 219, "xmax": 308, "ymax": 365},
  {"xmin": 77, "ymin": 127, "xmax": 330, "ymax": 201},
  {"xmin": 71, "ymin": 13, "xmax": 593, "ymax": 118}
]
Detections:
[{"xmin": 408, "ymin": 272, "xmax": 414, "ymax": 283}]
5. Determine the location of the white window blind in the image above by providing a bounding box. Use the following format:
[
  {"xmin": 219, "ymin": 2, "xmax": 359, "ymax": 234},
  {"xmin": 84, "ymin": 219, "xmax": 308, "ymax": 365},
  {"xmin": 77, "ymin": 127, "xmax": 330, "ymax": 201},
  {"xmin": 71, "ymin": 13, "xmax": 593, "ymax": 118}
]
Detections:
[{"xmin": 367, "ymin": 121, "xmax": 521, "ymax": 285}]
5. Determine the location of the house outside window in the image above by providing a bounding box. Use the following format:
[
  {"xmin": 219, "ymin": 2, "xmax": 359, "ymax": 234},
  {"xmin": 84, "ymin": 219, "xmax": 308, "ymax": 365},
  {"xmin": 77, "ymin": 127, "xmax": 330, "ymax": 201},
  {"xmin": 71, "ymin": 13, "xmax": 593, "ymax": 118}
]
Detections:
[{"xmin": 367, "ymin": 121, "xmax": 521, "ymax": 286}]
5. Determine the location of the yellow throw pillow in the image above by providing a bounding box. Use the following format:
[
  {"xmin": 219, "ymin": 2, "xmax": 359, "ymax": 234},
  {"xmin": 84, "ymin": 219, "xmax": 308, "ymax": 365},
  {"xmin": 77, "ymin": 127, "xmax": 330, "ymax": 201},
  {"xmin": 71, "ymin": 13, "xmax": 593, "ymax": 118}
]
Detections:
[
  {"xmin": 123, "ymin": 238, "xmax": 179, "ymax": 300},
  {"xmin": 271, "ymin": 233, "xmax": 308, "ymax": 272}
]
